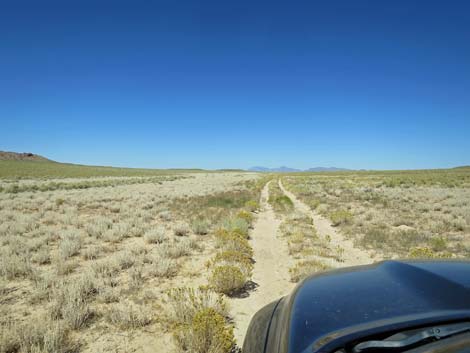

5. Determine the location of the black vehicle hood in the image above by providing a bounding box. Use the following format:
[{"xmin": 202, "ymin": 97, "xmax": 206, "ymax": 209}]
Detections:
[{"xmin": 285, "ymin": 260, "xmax": 470, "ymax": 353}]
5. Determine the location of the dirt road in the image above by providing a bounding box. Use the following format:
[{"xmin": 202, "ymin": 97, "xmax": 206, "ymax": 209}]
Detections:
[
  {"xmin": 279, "ymin": 179, "xmax": 376, "ymax": 267},
  {"xmin": 230, "ymin": 181, "xmax": 295, "ymax": 344}
]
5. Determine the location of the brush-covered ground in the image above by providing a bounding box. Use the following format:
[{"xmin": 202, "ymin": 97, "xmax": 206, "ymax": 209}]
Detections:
[
  {"xmin": 1, "ymin": 164, "xmax": 470, "ymax": 353},
  {"xmin": 282, "ymin": 168, "xmax": 470, "ymax": 259},
  {"xmin": 0, "ymin": 168, "xmax": 264, "ymax": 353}
]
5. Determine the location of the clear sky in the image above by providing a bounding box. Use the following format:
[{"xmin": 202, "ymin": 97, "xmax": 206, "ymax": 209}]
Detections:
[{"xmin": 1, "ymin": 1, "xmax": 469, "ymax": 170}]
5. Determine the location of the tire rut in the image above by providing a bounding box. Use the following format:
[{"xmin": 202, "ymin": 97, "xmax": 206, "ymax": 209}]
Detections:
[
  {"xmin": 279, "ymin": 179, "xmax": 377, "ymax": 267},
  {"xmin": 230, "ymin": 181, "xmax": 295, "ymax": 345}
]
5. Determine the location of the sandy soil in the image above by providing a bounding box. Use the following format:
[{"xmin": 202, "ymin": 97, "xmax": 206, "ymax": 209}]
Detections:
[
  {"xmin": 279, "ymin": 179, "xmax": 377, "ymax": 266},
  {"xmin": 230, "ymin": 181, "xmax": 295, "ymax": 345}
]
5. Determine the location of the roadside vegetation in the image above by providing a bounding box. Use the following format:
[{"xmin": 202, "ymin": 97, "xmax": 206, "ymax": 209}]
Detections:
[
  {"xmin": 0, "ymin": 171, "xmax": 260, "ymax": 353},
  {"xmin": 268, "ymin": 180, "xmax": 334, "ymax": 282},
  {"xmin": 283, "ymin": 168, "xmax": 470, "ymax": 259}
]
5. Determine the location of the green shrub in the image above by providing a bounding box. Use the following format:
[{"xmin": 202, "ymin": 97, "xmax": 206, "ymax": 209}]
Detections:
[
  {"xmin": 430, "ymin": 236, "xmax": 448, "ymax": 251},
  {"xmin": 211, "ymin": 250, "xmax": 253, "ymax": 276},
  {"xmin": 214, "ymin": 230, "xmax": 253, "ymax": 258},
  {"xmin": 191, "ymin": 218, "xmax": 210, "ymax": 235},
  {"xmin": 244, "ymin": 200, "xmax": 259, "ymax": 212},
  {"xmin": 407, "ymin": 246, "xmax": 452, "ymax": 259},
  {"xmin": 330, "ymin": 210, "xmax": 353, "ymax": 226},
  {"xmin": 174, "ymin": 308, "xmax": 234, "ymax": 353},
  {"xmin": 209, "ymin": 265, "xmax": 247, "ymax": 295},
  {"xmin": 270, "ymin": 195, "xmax": 294, "ymax": 213},
  {"xmin": 289, "ymin": 260, "xmax": 331, "ymax": 282},
  {"xmin": 236, "ymin": 210, "xmax": 253, "ymax": 225},
  {"xmin": 223, "ymin": 217, "xmax": 249, "ymax": 238},
  {"xmin": 165, "ymin": 287, "xmax": 228, "ymax": 326}
]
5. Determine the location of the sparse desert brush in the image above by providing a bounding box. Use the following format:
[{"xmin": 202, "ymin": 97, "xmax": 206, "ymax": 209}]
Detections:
[
  {"xmin": 54, "ymin": 256, "xmax": 79, "ymax": 276},
  {"xmin": 104, "ymin": 222, "xmax": 131, "ymax": 243},
  {"xmin": 0, "ymin": 249, "xmax": 32, "ymax": 279},
  {"xmin": 105, "ymin": 302, "xmax": 151, "ymax": 329},
  {"xmin": 81, "ymin": 245, "xmax": 102, "ymax": 260},
  {"xmin": 173, "ymin": 308, "xmax": 235, "ymax": 353},
  {"xmin": 128, "ymin": 265, "xmax": 144, "ymax": 289},
  {"xmin": 97, "ymin": 286, "xmax": 121, "ymax": 304},
  {"xmin": 222, "ymin": 217, "xmax": 249, "ymax": 238},
  {"xmin": 289, "ymin": 259, "xmax": 331, "ymax": 283},
  {"xmin": 158, "ymin": 240, "xmax": 192, "ymax": 259},
  {"xmin": 174, "ymin": 222, "xmax": 191, "ymax": 237},
  {"xmin": 159, "ymin": 209, "xmax": 173, "ymax": 222},
  {"xmin": 214, "ymin": 230, "xmax": 253, "ymax": 258},
  {"xmin": 85, "ymin": 217, "xmax": 111, "ymax": 238},
  {"xmin": 211, "ymin": 250, "xmax": 253, "ymax": 277},
  {"xmin": 58, "ymin": 230, "xmax": 82, "ymax": 259},
  {"xmin": 92, "ymin": 258, "xmax": 120, "ymax": 280},
  {"xmin": 1, "ymin": 315, "xmax": 73, "ymax": 353},
  {"xmin": 209, "ymin": 265, "xmax": 247, "ymax": 295},
  {"xmin": 329, "ymin": 209, "xmax": 353, "ymax": 226},
  {"xmin": 244, "ymin": 200, "xmax": 259, "ymax": 212},
  {"xmin": 190, "ymin": 218, "xmax": 210, "ymax": 235},
  {"xmin": 148, "ymin": 255, "xmax": 178, "ymax": 278},
  {"xmin": 407, "ymin": 246, "xmax": 452, "ymax": 259},
  {"xmin": 236, "ymin": 210, "xmax": 253, "ymax": 224},
  {"xmin": 32, "ymin": 247, "xmax": 51, "ymax": 265},
  {"xmin": 115, "ymin": 251, "xmax": 135, "ymax": 270},
  {"xmin": 144, "ymin": 226, "xmax": 167, "ymax": 244},
  {"xmin": 165, "ymin": 287, "xmax": 228, "ymax": 326},
  {"xmin": 49, "ymin": 274, "xmax": 97, "ymax": 329},
  {"xmin": 430, "ymin": 236, "xmax": 448, "ymax": 251}
]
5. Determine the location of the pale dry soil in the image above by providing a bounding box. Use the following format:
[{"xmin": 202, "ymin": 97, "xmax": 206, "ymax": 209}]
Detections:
[
  {"xmin": 230, "ymin": 181, "xmax": 295, "ymax": 344},
  {"xmin": 279, "ymin": 179, "xmax": 378, "ymax": 267}
]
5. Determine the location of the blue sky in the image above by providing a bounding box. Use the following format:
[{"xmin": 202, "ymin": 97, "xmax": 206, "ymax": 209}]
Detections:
[{"xmin": 1, "ymin": 1, "xmax": 469, "ymax": 170}]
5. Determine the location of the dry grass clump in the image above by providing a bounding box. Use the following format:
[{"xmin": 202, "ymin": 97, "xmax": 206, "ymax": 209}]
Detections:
[
  {"xmin": 49, "ymin": 273, "xmax": 97, "ymax": 329},
  {"xmin": 289, "ymin": 259, "xmax": 331, "ymax": 282},
  {"xmin": 0, "ymin": 316, "xmax": 73, "ymax": 353},
  {"xmin": 32, "ymin": 247, "xmax": 51, "ymax": 265},
  {"xmin": 105, "ymin": 302, "xmax": 151, "ymax": 329},
  {"xmin": 174, "ymin": 222, "xmax": 191, "ymax": 237},
  {"xmin": 147, "ymin": 254, "xmax": 178, "ymax": 278},
  {"xmin": 190, "ymin": 218, "xmax": 210, "ymax": 235},
  {"xmin": 85, "ymin": 217, "xmax": 112, "ymax": 238},
  {"xmin": 144, "ymin": 226, "xmax": 167, "ymax": 244},
  {"xmin": 329, "ymin": 209, "xmax": 353, "ymax": 226},
  {"xmin": 165, "ymin": 287, "xmax": 234, "ymax": 353},
  {"xmin": 58, "ymin": 231, "xmax": 82, "ymax": 259},
  {"xmin": 0, "ymin": 249, "xmax": 32, "ymax": 280},
  {"xmin": 223, "ymin": 217, "xmax": 249, "ymax": 238},
  {"xmin": 166, "ymin": 287, "xmax": 228, "ymax": 324},
  {"xmin": 158, "ymin": 240, "xmax": 192, "ymax": 259}
]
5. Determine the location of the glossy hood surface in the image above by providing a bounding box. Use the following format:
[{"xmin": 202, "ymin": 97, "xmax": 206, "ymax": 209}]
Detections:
[{"xmin": 286, "ymin": 260, "xmax": 470, "ymax": 353}]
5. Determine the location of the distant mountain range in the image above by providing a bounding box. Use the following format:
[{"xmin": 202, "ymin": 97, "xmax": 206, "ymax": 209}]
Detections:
[{"xmin": 248, "ymin": 166, "xmax": 350, "ymax": 173}]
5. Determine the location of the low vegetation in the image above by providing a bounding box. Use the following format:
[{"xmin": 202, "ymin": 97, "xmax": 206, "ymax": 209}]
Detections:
[
  {"xmin": 0, "ymin": 171, "xmax": 260, "ymax": 352},
  {"xmin": 283, "ymin": 168, "xmax": 470, "ymax": 258}
]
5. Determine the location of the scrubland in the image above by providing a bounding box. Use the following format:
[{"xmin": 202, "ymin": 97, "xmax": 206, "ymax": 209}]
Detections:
[
  {"xmin": 1, "ymin": 164, "xmax": 470, "ymax": 353},
  {"xmin": 0, "ymin": 171, "xmax": 261, "ymax": 353},
  {"xmin": 282, "ymin": 168, "xmax": 470, "ymax": 260}
]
